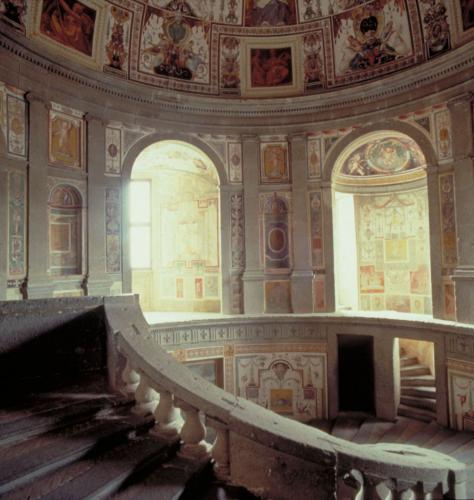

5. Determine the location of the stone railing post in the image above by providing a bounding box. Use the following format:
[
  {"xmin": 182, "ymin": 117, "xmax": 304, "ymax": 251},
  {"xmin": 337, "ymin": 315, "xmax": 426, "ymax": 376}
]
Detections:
[
  {"xmin": 176, "ymin": 400, "xmax": 210, "ymax": 459},
  {"xmin": 132, "ymin": 375, "xmax": 159, "ymax": 416},
  {"xmin": 207, "ymin": 417, "xmax": 230, "ymax": 480},
  {"xmin": 120, "ymin": 358, "xmax": 140, "ymax": 397},
  {"xmin": 150, "ymin": 386, "xmax": 183, "ymax": 439}
]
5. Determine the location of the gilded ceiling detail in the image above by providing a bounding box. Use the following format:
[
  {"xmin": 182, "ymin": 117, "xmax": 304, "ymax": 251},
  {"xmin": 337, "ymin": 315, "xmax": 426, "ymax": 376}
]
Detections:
[{"xmin": 0, "ymin": 0, "xmax": 473, "ymax": 98}]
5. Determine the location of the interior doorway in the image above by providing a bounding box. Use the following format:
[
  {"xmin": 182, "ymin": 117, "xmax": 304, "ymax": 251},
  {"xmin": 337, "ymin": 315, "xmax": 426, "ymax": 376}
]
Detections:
[{"xmin": 338, "ymin": 335, "xmax": 375, "ymax": 414}]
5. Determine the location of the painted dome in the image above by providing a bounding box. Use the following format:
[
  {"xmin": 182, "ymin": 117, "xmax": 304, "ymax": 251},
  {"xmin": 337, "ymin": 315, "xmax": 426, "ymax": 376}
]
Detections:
[{"xmin": 0, "ymin": 0, "xmax": 473, "ymax": 100}]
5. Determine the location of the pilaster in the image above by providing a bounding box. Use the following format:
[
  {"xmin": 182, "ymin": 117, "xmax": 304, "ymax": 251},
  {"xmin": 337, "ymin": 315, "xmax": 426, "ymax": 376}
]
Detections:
[
  {"xmin": 321, "ymin": 181, "xmax": 335, "ymax": 312},
  {"xmin": 85, "ymin": 114, "xmax": 113, "ymax": 295},
  {"xmin": 289, "ymin": 134, "xmax": 313, "ymax": 313},
  {"xmin": 241, "ymin": 135, "xmax": 264, "ymax": 313},
  {"xmin": 448, "ymin": 93, "xmax": 474, "ymax": 323},
  {"xmin": 25, "ymin": 93, "xmax": 54, "ymax": 298},
  {"xmin": 0, "ymin": 168, "xmax": 7, "ymax": 299}
]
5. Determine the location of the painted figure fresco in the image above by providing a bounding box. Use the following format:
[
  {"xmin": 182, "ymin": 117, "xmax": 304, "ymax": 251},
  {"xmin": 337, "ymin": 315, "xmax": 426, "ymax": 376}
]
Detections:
[
  {"xmin": 303, "ymin": 32, "xmax": 325, "ymax": 87},
  {"xmin": 40, "ymin": 0, "xmax": 96, "ymax": 56},
  {"xmin": 261, "ymin": 142, "xmax": 289, "ymax": 182},
  {"xmin": 420, "ymin": 0, "xmax": 450, "ymax": 57},
  {"xmin": 8, "ymin": 172, "xmax": 26, "ymax": 277},
  {"xmin": 461, "ymin": 0, "xmax": 474, "ymax": 31},
  {"xmin": 450, "ymin": 367, "xmax": 474, "ymax": 431},
  {"xmin": 245, "ymin": 0, "xmax": 297, "ymax": 26},
  {"xmin": 6, "ymin": 94, "xmax": 26, "ymax": 158},
  {"xmin": 140, "ymin": 7, "xmax": 210, "ymax": 83},
  {"xmin": 340, "ymin": 136, "xmax": 424, "ymax": 177},
  {"xmin": 0, "ymin": 0, "xmax": 26, "ymax": 28},
  {"xmin": 149, "ymin": 0, "xmax": 242, "ymax": 24},
  {"xmin": 333, "ymin": 0, "xmax": 412, "ymax": 79},
  {"xmin": 251, "ymin": 48, "xmax": 293, "ymax": 88},
  {"xmin": 104, "ymin": 5, "xmax": 131, "ymax": 72},
  {"xmin": 220, "ymin": 37, "xmax": 241, "ymax": 91},
  {"xmin": 105, "ymin": 188, "xmax": 121, "ymax": 273},
  {"xmin": 49, "ymin": 110, "xmax": 82, "ymax": 169}
]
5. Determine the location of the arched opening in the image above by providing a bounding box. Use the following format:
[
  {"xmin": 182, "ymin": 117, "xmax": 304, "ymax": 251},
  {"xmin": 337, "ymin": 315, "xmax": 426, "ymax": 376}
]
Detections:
[
  {"xmin": 48, "ymin": 184, "xmax": 83, "ymax": 276},
  {"xmin": 129, "ymin": 140, "xmax": 221, "ymax": 313},
  {"xmin": 332, "ymin": 131, "xmax": 432, "ymax": 316}
]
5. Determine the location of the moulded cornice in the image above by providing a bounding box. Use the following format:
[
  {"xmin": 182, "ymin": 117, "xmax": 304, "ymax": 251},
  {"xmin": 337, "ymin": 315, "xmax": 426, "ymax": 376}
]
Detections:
[{"xmin": 1, "ymin": 25, "xmax": 474, "ymax": 126}]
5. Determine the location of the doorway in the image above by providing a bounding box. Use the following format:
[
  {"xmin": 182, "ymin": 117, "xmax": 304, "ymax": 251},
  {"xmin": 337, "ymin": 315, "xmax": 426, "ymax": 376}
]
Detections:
[{"xmin": 338, "ymin": 335, "xmax": 375, "ymax": 414}]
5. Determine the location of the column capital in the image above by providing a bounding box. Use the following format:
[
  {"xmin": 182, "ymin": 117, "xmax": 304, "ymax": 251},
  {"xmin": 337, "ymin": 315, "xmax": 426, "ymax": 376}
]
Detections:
[
  {"xmin": 85, "ymin": 112, "xmax": 106, "ymax": 127},
  {"xmin": 241, "ymin": 134, "xmax": 259, "ymax": 143},
  {"xmin": 288, "ymin": 132, "xmax": 307, "ymax": 143},
  {"xmin": 447, "ymin": 92, "xmax": 474, "ymax": 109},
  {"xmin": 25, "ymin": 92, "xmax": 48, "ymax": 109}
]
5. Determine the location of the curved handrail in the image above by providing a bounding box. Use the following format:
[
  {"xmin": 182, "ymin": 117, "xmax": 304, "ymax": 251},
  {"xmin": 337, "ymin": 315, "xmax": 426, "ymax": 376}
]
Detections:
[{"xmin": 105, "ymin": 298, "xmax": 467, "ymax": 499}]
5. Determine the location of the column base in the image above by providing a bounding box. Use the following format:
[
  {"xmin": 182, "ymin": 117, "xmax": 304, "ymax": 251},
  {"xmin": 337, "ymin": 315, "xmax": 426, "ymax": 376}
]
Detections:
[
  {"xmin": 242, "ymin": 270, "xmax": 264, "ymax": 314},
  {"xmin": 291, "ymin": 270, "xmax": 314, "ymax": 313},
  {"xmin": 452, "ymin": 267, "xmax": 474, "ymax": 324},
  {"xmin": 87, "ymin": 277, "xmax": 115, "ymax": 296},
  {"xmin": 26, "ymin": 279, "xmax": 55, "ymax": 299}
]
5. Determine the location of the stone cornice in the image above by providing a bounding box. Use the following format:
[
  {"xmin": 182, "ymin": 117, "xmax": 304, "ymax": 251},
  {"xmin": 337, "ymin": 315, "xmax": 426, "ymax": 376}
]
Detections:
[{"xmin": 1, "ymin": 26, "xmax": 474, "ymax": 126}]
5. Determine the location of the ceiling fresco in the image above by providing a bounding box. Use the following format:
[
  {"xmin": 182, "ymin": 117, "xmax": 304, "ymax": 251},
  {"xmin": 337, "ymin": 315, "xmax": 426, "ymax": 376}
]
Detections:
[{"xmin": 0, "ymin": 0, "xmax": 473, "ymax": 98}]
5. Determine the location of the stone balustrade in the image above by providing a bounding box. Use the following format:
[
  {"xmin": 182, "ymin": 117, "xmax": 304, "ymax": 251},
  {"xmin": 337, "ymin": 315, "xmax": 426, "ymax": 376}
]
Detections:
[{"xmin": 114, "ymin": 318, "xmax": 467, "ymax": 499}]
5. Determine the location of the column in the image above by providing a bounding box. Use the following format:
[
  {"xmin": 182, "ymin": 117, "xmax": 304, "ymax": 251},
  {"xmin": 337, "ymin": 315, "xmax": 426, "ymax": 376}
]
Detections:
[
  {"xmin": 241, "ymin": 135, "xmax": 264, "ymax": 314},
  {"xmin": 0, "ymin": 166, "xmax": 7, "ymax": 299},
  {"xmin": 25, "ymin": 93, "xmax": 54, "ymax": 298},
  {"xmin": 322, "ymin": 181, "xmax": 336, "ymax": 312},
  {"xmin": 85, "ymin": 114, "xmax": 113, "ymax": 295},
  {"xmin": 449, "ymin": 93, "xmax": 474, "ymax": 323},
  {"xmin": 289, "ymin": 134, "xmax": 313, "ymax": 313}
]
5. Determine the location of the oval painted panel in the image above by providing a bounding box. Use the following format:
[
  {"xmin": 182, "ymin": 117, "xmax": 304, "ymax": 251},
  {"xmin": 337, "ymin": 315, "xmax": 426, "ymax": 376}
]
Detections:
[{"xmin": 268, "ymin": 228, "xmax": 286, "ymax": 253}]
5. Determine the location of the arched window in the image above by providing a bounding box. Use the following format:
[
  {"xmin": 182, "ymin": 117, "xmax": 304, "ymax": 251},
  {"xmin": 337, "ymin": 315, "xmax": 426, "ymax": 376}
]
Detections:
[{"xmin": 48, "ymin": 185, "xmax": 83, "ymax": 276}]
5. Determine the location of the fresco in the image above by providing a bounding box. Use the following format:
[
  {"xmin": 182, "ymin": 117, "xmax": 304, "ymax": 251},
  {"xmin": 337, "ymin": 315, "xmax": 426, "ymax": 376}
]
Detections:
[
  {"xmin": 355, "ymin": 189, "xmax": 432, "ymax": 314},
  {"xmin": 460, "ymin": 0, "xmax": 474, "ymax": 31},
  {"xmin": 186, "ymin": 359, "xmax": 224, "ymax": 388},
  {"xmin": 138, "ymin": 6, "xmax": 211, "ymax": 84},
  {"xmin": 104, "ymin": 3, "xmax": 132, "ymax": 75},
  {"xmin": 303, "ymin": 31, "xmax": 325, "ymax": 89},
  {"xmin": 449, "ymin": 362, "xmax": 474, "ymax": 431},
  {"xmin": 434, "ymin": 108, "xmax": 452, "ymax": 160},
  {"xmin": 8, "ymin": 171, "xmax": 26, "ymax": 277},
  {"xmin": 235, "ymin": 349, "xmax": 326, "ymax": 422},
  {"xmin": 309, "ymin": 191, "xmax": 324, "ymax": 268},
  {"xmin": 6, "ymin": 93, "xmax": 26, "ymax": 158},
  {"xmin": 313, "ymin": 275, "xmax": 325, "ymax": 311},
  {"xmin": 339, "ymin": 136, "xmax": 425, "ymax": 179},
  {"xmin": 105, "ymin": 126, "xmax": 122, "ymax": 175},
  {"xmin": 0, "ymin": 0, "xmax": 26, "ymax": 29},
  {"xmin": 419, "ymin": 0, "xmax": 450, "ymax": 58},
  {"xmin": 49, "ymin": 106, "xmax": 83, "ymax": 169},
  {"xmin": 231, "ymin": 193, "xmax": 245, "ymax": 268},
  {"xmin": 105, "ymin": 187, "xmax": 121, "ymax": 273},
  {"xmin": 439, "ymin": 172, "xmax": 457, "ymax": 268},
  {"xmin": 228, "ymin": 142, "xmax": 243, "ymax": 182},
  {"xmin": 40, "ymin": 0, "xmax": 97, "ymax": 56},
  {"xmin": 244, "ymin": 0, "xmax": 297, "ymax": 26},
  {"xmin": 261, "ymin": 193, "xmax": 291, "ymax": 270},
  {"xmin": 149, "ymin": 0, "xmax": 242, "ymax": 24},
  {"xmin": 220, "ymin": 37, "xmax": 241, "ymax": 92},
  {"xmin": 332, "ymin": 0, "xmax": 414, "ymax": 85},
  {"xmin": 307, "ymin": 137, "xmax": 322, "ymax": 178},
  {"xmin": 260, "ymin": 142, "xmax": 290, "ymax": 183},
  {"xmin": 250, "ymin": 47, "xmax": 293, "ymax": 87}
]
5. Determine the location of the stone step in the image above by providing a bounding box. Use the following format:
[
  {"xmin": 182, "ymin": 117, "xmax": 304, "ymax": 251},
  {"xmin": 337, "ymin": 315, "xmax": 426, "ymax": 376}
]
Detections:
[
  {"xmin": 0, "ymin": 396, "xmax": 130, "ymax": 448},
  {"xmin": 113, "ymin": 455, "xmax": 211, "ymax": 500},
  {"xmin": 352, "ymin": 420, "xmax": 393, "ymax": 445},
  {"xmin": 31, "ymin": 435, "xmax": 177, "ymax": 500},
  {"xmin": 400, "ymin": 364, "xmax": 431, "ymax": 377},
  {"xmin": 404, "ymin": 421, "xmax": 441, "ymax": 446},
  {"xmin": 400, "ymin": 375, "xmax": 436, "ymax": 387},
  {"xmin": 397, "ymin": 404, "xmax": 436, "ymax": 422},
  {"xmin": 432, "ymin": 431, "xmax": 474, "ymax": 455},
  {"xmin": 0, "ymin": 411, "xmax": 153, "ymax": 496},
  {"xmin": 451, "ymin": 437, "xmax": 474, "ymax": 463},
  {"xmin": 400, "ymin": 386, "xmax": 436, "ymax": 399},
  {"xmin": 379, "ymin": 417, "xmax": 412, "ymax": 443},
  {"xmin": 400, "ymin": 395, "xmax": 437, "ymax": 411},
  {"xmin": 331, "ymin": 418, "xmax": 364, "ymax": 441},
  {"xmin": 400, "ymin": 356, "xmax": 419, "ymax": 368},
  {"xmin": 422, "ymin": 428, "xmax": 457, "ymax": 449}
]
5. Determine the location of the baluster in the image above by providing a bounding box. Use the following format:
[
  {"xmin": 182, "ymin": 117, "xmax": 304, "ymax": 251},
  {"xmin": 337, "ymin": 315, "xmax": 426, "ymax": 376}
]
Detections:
[
  {"xmin": 176, "ymin": 400, "xmax": 211, "ymax": 459},
  {"xmin": 207, "ymin": 417, "xmax": 230, "ymax": 480},
  {"xmin": 150, "ymin": 386, "xmax": 183, "ymax": 439},
  {"xmin": 400, "ymin": 488, "xmax": 416, "ymax": 500},
  {"xmin": 338, "ymin": 469, "xmax": 364, "ymax": 500},
  {"xmin": 373, "ymin": 480, "xmax": 394, "ymax": 500},
  {"xmin": 121, "ymin": 358, "xmax": 140, "ymax": 397},
  {"xmin": 423, "ymin": 481, "xmax": 443, "ymax": 500},
  {"xmin": 132, "ymin": 375, "xmax": 159, "ymax": 416}
]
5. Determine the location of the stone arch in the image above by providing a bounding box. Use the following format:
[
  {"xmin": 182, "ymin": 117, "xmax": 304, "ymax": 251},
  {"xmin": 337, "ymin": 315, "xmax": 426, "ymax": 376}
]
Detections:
[
  {"xmin": 122, "ymin": 133, "xmax": 231, "ymax": 312},
  {"xmin": 322, "ymin": 120, "xmax": 438, "ymax": 183},
  {"xmin": 320, "ymin": 119, "xmax": 443, "ymax": 319},
  {"xmin": 121, "ymin": 131, "xmax": 228, "ymax": 187}
]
